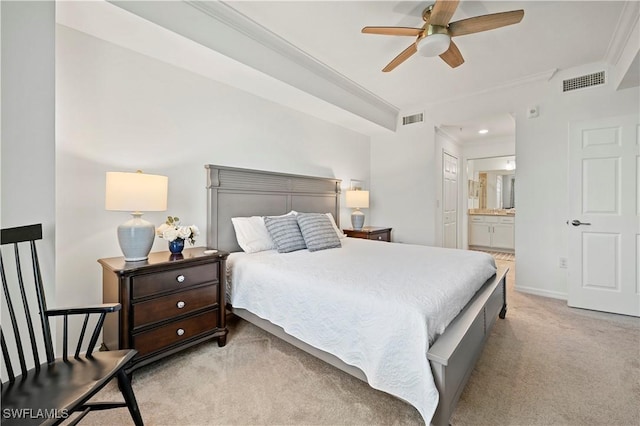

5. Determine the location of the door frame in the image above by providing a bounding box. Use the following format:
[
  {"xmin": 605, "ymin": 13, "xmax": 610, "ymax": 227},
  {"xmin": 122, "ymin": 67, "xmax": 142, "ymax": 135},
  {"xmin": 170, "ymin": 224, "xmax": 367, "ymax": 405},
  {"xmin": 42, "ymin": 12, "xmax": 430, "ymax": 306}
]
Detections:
[{"xmin": 442, "ymin": 150, "xmax": 459, "ymax": 249}]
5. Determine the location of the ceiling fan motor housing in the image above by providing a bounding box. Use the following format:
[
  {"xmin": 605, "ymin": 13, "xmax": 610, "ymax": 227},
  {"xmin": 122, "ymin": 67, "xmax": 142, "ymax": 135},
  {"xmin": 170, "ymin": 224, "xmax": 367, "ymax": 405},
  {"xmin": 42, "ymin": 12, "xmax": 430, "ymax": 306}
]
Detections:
[{"xmin": 418, "ymin": 25, "xmax": 451, "ymax": 57}]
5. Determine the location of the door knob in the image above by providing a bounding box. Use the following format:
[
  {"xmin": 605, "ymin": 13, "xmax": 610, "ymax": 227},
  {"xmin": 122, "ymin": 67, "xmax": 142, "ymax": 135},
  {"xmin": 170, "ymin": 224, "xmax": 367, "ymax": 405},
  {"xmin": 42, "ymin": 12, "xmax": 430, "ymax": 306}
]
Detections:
[{"xmin": 569, "ymin": 219, "xmax": 591, "ymax": 226}]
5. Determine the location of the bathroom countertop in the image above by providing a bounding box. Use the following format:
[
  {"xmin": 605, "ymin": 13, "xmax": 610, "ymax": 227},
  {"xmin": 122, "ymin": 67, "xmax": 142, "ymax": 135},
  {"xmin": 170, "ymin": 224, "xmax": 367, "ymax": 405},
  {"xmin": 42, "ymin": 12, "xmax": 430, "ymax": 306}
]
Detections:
[{"xmin": 468, "ymin": 209, "xmax": 515, "ymax": 216}]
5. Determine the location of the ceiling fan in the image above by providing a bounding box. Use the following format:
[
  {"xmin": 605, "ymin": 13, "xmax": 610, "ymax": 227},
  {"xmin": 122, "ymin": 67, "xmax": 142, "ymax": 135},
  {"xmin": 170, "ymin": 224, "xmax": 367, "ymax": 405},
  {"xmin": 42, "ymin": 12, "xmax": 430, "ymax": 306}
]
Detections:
[{"xmin": 362, "ymin": 0, "xmax": 524, "ymax": 72}]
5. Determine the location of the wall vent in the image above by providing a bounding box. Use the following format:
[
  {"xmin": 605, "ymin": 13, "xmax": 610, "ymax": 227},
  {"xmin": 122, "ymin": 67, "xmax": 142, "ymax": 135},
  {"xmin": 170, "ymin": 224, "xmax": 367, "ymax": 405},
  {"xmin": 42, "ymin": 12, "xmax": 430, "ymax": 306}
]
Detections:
[
  {"xmin": 402, "ymin": 112, "xmax": 424, "ymax": 125},
  {"xmin": 562, "ymin": 71, "xmax": 605, "ymax": 92}
]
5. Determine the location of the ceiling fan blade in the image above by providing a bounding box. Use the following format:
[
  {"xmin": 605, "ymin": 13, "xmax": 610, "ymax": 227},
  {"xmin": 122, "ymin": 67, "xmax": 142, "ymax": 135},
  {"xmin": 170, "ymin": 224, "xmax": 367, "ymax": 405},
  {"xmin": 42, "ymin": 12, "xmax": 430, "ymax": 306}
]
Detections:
[
  {"xmin": 382, "ymin": 43, "xmax": 418, "ymax": 72},
  {"xmin": 362, "ymin": 26, "xmax": 423, "ymax": 36},
  {"xmin": 448, "ymin": 10, "xmax": 524, "ymax": 37},
  {"xmin": 439, "ymin": 40, "xmax": 464, "ymax": 68},
  {"xmin": 430, "ymin": 0, "xmax": 459, "ymax": 27}
]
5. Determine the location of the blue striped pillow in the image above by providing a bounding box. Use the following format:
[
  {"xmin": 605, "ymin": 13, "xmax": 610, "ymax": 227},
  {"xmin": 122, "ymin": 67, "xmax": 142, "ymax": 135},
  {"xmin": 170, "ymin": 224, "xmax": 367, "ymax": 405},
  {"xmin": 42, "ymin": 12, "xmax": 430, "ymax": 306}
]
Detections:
[
  {"xmin": 297, "ymin": 213, "xmax": 342, "ymax": 252},
  {"xmin": 264, "ymin": 215, "xmax": 307, "ymax": 253}
]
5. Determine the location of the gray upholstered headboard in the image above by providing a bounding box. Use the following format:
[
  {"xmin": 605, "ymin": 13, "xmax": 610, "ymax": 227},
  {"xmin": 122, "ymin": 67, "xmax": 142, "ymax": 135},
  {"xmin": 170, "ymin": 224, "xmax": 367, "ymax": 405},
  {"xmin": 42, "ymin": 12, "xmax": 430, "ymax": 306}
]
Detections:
[{"xmin": 205, "ymin": 165, "xmax": 341, "ymax": 252}]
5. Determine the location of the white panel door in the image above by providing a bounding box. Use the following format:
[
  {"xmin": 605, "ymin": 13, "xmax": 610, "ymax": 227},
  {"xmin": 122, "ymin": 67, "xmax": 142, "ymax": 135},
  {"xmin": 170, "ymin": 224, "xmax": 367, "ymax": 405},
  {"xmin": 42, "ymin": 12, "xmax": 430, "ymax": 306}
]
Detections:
[
  {"xmin": 443, "ymin": 152, "xmax": 458, "ymax": 248},
  {"xmin": 568, "ymin": 114, "xmax": 639, "ymax": 316}
]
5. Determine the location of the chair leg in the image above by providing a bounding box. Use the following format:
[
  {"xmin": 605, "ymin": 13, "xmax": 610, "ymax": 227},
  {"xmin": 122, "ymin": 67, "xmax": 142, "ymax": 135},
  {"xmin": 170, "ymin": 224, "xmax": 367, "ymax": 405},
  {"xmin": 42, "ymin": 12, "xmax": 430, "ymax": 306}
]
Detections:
[{"xmin": 116, "ymin": 369, "xmax": 144, "ymax": 426}]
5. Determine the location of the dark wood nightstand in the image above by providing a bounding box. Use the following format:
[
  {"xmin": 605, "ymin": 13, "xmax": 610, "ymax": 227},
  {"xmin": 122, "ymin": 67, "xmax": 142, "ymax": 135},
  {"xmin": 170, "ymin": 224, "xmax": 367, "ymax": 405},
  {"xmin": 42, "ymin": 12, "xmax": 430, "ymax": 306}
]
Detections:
[
  {"xmin": 343, "ymin": 226, "xmax": 392, "ymax": 242},
  {"xmin": 99, "ymin": 247, "xmax": 229, "ymax": 374}
]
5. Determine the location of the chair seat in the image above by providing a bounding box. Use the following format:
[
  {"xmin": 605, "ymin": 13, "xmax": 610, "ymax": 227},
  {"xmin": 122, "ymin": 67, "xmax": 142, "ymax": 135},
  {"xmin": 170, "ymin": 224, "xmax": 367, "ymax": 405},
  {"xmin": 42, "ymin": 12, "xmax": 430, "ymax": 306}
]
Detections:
[{"xmin": 1, "ymin": 350, "xmax": 136, "ymax": 426}]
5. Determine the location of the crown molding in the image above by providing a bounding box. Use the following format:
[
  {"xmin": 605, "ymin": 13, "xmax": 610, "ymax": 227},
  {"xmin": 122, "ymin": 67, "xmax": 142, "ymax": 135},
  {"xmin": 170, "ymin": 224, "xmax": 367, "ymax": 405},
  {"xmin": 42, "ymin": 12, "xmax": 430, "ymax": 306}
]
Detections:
[
  {"xmin": 430, "ymin": 68, "xmax": 558, "ymax": 107},
  {"xmin": 109, "ymin": 0, "xmax": 398, "ymax": 131},
  {"xmin": 605, "ymin": 0, "xmax": 640, "ymax": 66},
  {"xmin": 189, "ymin": 1, "xmax": 398, "ymax": 116}
]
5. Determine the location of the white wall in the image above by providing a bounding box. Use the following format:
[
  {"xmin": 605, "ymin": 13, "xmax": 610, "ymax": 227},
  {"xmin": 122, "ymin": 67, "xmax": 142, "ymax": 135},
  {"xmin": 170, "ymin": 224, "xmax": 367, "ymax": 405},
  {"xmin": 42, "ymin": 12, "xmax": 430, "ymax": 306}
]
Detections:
[
  {"xmin": 1, "ymin": 0, "xmax": 56, "ymax": 363},
  {"xmin": 514, "ymin": 64, "xmax": 639, "ymax": 299},
  {"xmin": 55, "ymin": 25, "xmax": 371, "ymax": 333},
  {"xmin": 1, "ymin": 0, "xmax": 55, "ymax": 250},
  {"xmin": 370, "ymin": 117, "xmax": 436, "ymax": 245},
  {"xmin": 371, "ymin": 62, "xmax": 639, "ymax": 300}
]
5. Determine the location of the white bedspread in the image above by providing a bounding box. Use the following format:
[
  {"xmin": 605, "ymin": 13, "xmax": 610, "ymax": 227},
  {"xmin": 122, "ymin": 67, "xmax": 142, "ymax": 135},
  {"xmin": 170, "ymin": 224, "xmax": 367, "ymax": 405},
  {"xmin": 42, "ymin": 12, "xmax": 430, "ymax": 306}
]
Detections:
[{"xmin": 228, "ymin": 238, "xmax": 496, "ymax": 424}]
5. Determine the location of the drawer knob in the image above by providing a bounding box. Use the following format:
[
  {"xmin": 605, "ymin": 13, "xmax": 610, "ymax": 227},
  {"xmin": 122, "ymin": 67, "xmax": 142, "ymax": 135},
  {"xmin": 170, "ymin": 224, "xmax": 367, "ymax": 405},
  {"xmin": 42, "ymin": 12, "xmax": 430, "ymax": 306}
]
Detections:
[
  {"xmin": 176, "ymin": 274, "xmax": 185, "ymax": 283},
  {"xmin": 176, "ymin": 328, "xmax": 185, "ymax": 336},
  {"xmin": 176, "ymin": 301, "xmax": 186, "ymax": 309},
  {"xmin": 377, "ymin": 236, "xmax": 382, "ymax": 240}
]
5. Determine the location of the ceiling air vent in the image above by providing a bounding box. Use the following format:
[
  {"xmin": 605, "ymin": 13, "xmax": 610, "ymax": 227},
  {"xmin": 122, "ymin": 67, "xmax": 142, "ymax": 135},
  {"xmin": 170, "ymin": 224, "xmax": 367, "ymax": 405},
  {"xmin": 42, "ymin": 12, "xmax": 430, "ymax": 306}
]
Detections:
[
  {"xmin": 402, "ymin": 112, "xmax": 424, "ymax": 125},
  {"xmin": 562, "ymin": 71, "xmax": 605, "ymax": 92}
]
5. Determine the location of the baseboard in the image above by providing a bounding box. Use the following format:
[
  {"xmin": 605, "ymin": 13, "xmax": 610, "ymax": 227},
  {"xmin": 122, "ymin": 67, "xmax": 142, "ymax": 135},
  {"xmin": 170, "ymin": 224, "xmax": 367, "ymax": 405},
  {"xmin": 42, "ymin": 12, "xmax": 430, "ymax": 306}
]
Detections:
[{"xmin": 515, "ymin": 285, "xmax": 567, "ymax": 300}]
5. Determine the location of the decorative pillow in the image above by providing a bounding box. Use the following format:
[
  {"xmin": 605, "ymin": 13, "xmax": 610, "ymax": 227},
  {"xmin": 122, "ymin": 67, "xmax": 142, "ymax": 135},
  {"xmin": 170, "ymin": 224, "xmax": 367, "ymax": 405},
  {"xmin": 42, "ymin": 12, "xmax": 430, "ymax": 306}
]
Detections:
[
  {"xmin": 231, "ymin": 216, "xmax": 276, "ymax": 253},
  {"xmin": 325, "ymin": 213, "xmax": 346, "ymax": 239},
  {"xmin": 264, "ymin": 215, "xmax": 307, "ymax": 253},
  {"xmin": 297, "ymin": 213, "xmax": 342, "ymax": 252}
]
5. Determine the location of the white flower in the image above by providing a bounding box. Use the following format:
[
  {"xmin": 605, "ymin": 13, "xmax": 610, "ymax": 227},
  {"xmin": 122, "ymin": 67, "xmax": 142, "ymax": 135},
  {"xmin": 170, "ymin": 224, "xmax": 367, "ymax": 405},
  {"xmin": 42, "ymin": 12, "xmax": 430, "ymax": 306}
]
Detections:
[
  {"xmin": 156, "ymin": 223, "xmax": 170, "ymax": 236},
  {"xmin": 177, "ymin": 226, "xmax": 191, "ymax": 239},
  {"xmin": 162, "ymin": 227, "xmax": 179, "ymax": 242},
  {"xmin": 156, "ymin": 216, "xmax": 199, "ymax": 245}
]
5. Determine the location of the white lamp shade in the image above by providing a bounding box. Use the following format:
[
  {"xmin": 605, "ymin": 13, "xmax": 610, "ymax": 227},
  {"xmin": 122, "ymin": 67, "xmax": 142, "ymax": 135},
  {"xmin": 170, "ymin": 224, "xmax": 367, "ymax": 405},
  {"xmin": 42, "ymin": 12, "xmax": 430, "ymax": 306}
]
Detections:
[
  {"xmin": 345, "ymin": 190, "xmax": 369, "ymax": 209},
  {"xmin": 106, "ymin": 171, "xmax": 168, "ymax": 261},
  {"xmin": 418, "ymin": 33, "xmax": 451, "ymax": 57},
  {"xmin": 105, "ymin": 171, "xmax": 168, "ymax": 212}
]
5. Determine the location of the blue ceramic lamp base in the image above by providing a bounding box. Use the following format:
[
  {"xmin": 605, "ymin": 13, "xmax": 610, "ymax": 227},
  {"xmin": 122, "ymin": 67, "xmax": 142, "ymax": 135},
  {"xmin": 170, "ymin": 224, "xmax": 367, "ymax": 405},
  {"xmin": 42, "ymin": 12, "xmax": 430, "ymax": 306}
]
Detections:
[
  {"xmin": 117, "ymin": 212, "xmax": 155, "ymax": 262},
  {"xmin": 351, "ymin": 209, "xmax": 365, "ymax": 230}
]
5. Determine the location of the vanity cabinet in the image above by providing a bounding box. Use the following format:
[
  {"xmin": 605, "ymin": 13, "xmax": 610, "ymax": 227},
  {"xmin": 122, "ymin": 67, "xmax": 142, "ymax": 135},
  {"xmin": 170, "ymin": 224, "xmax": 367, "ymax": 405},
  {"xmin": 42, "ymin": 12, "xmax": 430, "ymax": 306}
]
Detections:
[{"xmin": 469, "ymin": 215, "xmax": 514, "ymax": 251}]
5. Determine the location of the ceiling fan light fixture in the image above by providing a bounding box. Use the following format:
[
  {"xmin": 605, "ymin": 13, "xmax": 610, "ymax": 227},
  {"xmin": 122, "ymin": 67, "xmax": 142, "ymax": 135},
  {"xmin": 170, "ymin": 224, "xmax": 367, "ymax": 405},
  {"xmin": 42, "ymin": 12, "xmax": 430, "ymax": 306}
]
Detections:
[{"xmin": 418, "ymin": 33, "xmax": 451, "ymax": 57}]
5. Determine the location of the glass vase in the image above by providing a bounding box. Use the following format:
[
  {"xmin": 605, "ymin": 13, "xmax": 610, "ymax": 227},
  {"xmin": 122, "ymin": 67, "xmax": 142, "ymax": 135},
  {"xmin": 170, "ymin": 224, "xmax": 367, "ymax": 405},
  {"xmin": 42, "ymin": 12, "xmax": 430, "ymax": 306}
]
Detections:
[{"xmin": 168, "ymin": 238, "xmax": 185, "ymax": 254}]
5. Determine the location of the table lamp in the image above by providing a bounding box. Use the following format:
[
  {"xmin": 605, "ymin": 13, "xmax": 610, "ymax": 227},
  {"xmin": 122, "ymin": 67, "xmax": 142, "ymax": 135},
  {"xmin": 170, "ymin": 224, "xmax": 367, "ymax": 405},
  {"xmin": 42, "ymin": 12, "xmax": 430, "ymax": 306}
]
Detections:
[
  {"xmin": 105, "ymin": 171, "xmax": 168, "ymax": 261},
  {"xmin": 345, "ymin": 190, "xmax": 369, "ymax": 230}
]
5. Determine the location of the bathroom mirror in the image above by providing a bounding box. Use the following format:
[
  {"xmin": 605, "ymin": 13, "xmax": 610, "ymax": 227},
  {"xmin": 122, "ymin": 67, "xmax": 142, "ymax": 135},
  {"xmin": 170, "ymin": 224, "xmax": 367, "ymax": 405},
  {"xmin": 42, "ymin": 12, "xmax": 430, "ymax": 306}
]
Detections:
[{"xmin": 468, "ymin": 156, "xmax": 515, "ymax": 210}]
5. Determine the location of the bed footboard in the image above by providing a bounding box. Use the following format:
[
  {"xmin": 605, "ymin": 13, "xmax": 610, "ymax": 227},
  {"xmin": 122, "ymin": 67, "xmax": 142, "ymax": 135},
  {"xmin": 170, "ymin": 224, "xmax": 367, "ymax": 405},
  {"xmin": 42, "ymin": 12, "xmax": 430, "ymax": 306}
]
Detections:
[{"xmin": 427, "ymin": 268, "xmax": 508, "ymax": 426}]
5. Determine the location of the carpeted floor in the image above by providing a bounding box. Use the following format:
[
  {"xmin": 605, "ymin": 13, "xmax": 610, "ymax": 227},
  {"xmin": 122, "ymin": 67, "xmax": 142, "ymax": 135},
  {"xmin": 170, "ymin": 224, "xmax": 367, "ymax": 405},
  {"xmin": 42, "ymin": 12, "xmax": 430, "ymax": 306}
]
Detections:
[{"xmin": 84, "ymin": 257, "xmax": 640, "ymax": 425}]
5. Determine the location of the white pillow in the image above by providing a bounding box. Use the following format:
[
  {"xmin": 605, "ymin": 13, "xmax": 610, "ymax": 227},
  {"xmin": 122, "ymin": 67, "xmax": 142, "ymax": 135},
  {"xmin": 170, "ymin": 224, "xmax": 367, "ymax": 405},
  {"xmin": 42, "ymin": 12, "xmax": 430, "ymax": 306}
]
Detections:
[
  {"xmin": 231, "ymin": 216, "xmax": 276, "ymax": 253},
  {"xmin": 325, "ymin": 213, "xmax": 346, "ymax": 239}
]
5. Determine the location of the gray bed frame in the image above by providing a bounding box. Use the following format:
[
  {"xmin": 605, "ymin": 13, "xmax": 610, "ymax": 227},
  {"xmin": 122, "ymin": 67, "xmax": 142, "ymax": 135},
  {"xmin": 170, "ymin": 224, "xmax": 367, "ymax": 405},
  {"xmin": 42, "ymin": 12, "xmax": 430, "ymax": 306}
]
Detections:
[{"xmin": 205, "ymin": 164, "xmax": 508, "ymax": 426}]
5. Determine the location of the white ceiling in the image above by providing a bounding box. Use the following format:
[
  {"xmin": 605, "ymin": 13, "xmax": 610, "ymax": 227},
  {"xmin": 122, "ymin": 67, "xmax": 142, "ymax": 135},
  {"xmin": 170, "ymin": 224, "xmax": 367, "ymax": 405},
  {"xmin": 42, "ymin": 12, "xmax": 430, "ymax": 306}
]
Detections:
[
  {"xmin": 224, "ymin": 0, "xmax": 634, "ymax": 142},
  {"xmin": 58, "ymin": 1, "xmax": 638, "ymax": 139},
  {"xmin": 226, "ymin": 1, "xmax": 629, "ymax": 106}
]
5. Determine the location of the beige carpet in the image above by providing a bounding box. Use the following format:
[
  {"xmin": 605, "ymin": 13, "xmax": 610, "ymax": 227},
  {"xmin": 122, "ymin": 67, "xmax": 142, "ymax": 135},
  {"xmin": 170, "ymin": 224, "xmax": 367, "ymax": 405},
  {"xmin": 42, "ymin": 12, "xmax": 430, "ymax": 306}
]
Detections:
[{"xmin": 84, "ymin": 258, "xmax": 640, "ymax": 425}]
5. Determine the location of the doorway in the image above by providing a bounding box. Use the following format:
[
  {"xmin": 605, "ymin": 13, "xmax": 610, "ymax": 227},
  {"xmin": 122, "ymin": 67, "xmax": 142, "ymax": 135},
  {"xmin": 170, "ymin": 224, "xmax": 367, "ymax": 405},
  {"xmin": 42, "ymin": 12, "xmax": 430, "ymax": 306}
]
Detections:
[
  {"xmin": 443, "ymin": 151, "xmax": 458, "ymax": 249},
  {"xmin": 466, "ymin": 155, "xmax": 516, "ymax": 255}
]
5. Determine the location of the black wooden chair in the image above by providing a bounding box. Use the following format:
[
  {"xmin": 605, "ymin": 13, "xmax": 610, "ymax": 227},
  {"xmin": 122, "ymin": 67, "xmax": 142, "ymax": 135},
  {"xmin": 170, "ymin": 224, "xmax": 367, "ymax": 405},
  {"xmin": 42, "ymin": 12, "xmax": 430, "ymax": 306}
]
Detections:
[{"xmin": 1, "ymin": 224, "xmax": 143, "ymax": 425}]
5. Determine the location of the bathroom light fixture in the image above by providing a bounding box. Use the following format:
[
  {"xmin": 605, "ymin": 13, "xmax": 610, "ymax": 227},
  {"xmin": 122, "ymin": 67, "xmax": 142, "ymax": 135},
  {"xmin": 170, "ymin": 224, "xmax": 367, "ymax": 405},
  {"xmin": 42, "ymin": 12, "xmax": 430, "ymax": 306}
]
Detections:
[{"xmin": 478, "ymin": 129, "xmax": 489, "ymax": 134}]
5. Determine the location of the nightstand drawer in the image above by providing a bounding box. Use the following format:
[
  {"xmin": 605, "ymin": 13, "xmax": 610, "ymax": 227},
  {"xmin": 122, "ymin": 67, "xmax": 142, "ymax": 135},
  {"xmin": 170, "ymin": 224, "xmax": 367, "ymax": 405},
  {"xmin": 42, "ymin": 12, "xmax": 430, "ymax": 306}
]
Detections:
[
  {"xmin": 343, "ymin": 227, "xmax": 392, "ymax": 242},
  {"xmin": 133, "ymin": 310, "xmax": 218, "ymax": 358},
  {"xmin": 368, "ymin": 230, "xmax": 391, "ymax": 241},
  {"xmin": 132, "ymin": 284, "xmax": 219, "ymax": 329},
  {"xmin": 132, "ymin": 263, "xmax": 219, "ymax": 299}
]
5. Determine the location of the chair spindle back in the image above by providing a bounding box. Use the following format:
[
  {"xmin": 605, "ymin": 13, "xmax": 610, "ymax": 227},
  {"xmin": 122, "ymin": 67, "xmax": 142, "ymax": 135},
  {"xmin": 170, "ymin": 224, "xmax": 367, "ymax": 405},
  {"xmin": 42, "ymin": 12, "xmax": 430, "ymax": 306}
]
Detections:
[{"xmin": 1, "ymin": 224, "xmax": 55, "ymax": 383}]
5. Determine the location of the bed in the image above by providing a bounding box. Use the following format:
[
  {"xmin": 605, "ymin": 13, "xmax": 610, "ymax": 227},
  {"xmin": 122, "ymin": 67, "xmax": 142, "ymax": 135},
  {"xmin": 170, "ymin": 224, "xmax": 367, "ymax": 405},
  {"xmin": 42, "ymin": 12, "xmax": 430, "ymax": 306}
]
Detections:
[{"xmin": 205, "ymin": 164, "xmax": 508, "ymax": 425}]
